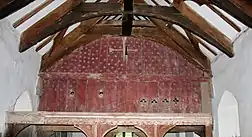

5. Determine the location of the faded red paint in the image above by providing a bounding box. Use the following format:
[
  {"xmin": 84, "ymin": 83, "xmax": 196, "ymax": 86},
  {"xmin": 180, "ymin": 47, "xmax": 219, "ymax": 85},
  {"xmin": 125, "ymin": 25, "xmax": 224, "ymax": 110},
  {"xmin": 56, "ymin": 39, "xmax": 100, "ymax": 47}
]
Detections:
[{"xmin": 39, "ymin": 37, "xmax": 209, "ymax": 113}]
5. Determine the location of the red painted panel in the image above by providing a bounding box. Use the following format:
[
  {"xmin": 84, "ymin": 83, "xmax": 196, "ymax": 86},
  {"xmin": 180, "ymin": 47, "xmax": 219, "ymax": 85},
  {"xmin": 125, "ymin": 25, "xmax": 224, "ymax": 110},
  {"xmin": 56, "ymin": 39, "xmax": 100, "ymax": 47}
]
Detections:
[
  {"xmin": 126, "ymin": 38, "xmax": 143, "ymax": 74},
  {"xmin": 39, "ymin": 37, "xmax": 209, "ymax": 113},
  {"xmin": 86, "ymin": 79, "xmax": 105, "ymax": 112},
  {"xmin": 76, "ymin": 79, "xmax": 87, "ymax": 110},
  {"xmin": 103, "ymin": 81, "xmax": 119, "ymax": 112},
  {"xmin": 56, "ymin": 79, "xmax": 67, "ymax": 111},
  {"xmin": 158, "ymin": 80, "xmax": 172, "ymax": 113},
  {"xmin": 126, "ymin": 81, "xmax": 138, "ymax": 112}
]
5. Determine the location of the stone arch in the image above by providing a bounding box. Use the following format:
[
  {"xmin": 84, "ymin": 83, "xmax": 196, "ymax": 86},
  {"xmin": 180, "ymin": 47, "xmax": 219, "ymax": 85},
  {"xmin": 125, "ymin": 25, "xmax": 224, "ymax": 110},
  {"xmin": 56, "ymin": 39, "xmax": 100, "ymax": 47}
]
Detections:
[
  {"xmin": 218, "ymin": 90, "xmax": 240, "ymax": 137},
  {"xmin": 14, "ymin": 91, "xmax": 32, "ymax": 111},
  {"xmin": 103, "ymin": 126, "xmax": 148, "ymax": 137}
]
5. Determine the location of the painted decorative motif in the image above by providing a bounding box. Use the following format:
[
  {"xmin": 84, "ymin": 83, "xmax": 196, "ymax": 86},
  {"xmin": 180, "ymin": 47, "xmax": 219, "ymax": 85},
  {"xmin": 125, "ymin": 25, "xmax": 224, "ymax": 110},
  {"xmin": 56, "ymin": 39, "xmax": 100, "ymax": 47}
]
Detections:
[{"xmin": 39, "ymin": 37, "xmax": 209, "ymax": 113}]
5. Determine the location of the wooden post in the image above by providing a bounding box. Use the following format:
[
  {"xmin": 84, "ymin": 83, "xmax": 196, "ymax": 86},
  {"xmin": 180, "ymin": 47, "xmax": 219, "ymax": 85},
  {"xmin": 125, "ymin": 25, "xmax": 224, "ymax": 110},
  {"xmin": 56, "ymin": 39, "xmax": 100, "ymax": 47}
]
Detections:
[{"xmin": 205, "ymin": 125, "xmax": 212, "ymax": 137}]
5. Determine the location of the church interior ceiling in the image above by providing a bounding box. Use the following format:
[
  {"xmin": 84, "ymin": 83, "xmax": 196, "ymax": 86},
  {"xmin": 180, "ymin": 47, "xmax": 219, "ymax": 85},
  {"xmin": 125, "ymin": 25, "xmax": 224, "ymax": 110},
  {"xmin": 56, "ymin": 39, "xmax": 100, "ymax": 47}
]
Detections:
[{"xmin": 0, "ymin": 0, "xmax": 252, "ymax": 72}]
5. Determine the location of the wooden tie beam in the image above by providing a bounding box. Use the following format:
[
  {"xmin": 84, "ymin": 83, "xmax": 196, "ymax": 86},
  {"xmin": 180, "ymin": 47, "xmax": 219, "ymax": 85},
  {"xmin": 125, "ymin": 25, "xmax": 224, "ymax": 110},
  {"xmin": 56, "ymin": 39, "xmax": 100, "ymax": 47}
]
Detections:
[
  {"xmin": 6, "ymin": 112, "xmax": 213, "ymax": 137},
  {"xmin": 7, "ymin": 112, "xmax": 212, "ymax": 125}
]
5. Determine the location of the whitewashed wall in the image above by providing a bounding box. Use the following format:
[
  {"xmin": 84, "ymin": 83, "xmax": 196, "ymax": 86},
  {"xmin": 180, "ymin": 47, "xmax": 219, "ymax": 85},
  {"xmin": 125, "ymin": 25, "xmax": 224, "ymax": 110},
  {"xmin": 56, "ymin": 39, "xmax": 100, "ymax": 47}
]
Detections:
[
  {"xmin": 0, "ymin": 19, "xmax": 41, "ymax": 134},
  {"xmin": 212, "ymin": 28, "xmax": 252, "ymax": 137}
]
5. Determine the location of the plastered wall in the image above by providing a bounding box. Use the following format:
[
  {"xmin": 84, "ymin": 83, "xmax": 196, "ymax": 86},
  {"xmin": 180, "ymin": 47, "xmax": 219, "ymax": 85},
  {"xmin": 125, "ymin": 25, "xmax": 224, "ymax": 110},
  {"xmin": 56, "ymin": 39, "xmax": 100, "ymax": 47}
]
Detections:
[
  {"xmin": 0, "ymin": 19, "xmax": 41, "ymax": 134},
  {"xmin": 212, "ymin": 28, "xmax": 251, "ymax": 137}
]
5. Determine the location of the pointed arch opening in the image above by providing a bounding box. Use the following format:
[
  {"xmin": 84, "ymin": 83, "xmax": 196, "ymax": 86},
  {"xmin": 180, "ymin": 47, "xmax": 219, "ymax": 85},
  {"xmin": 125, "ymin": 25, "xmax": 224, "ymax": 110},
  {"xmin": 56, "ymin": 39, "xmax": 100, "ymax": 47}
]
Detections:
[
  {"xmin": 218, "ymin": 91, "xmax": 240, "ymax": 137},
  {"xmin": 14, "ymin": 91, "xmax": 32, "ymax": 111}
]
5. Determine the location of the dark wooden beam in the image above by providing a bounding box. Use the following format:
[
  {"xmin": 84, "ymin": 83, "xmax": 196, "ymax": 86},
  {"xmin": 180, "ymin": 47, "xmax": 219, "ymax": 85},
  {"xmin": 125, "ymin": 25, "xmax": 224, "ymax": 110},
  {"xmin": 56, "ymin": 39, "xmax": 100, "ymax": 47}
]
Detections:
[
  {"xmin": 189, "ymin": 0, "xmax": 252, "ymax": 28},
  {"xmin": 13, "ymin": 0, "xmax": 54, "ymax": 28},
  {"xmin": 185, "ymin": 29, "xmax": 217, "ymax": 56},
  {"xmin": 41, "ymin": 25, "xmax": 209, "ymax": 72},
  {"xmin": 173, "ymin": 1, "xmax": 233, "ymax": 57},
  {"xmin": 41, "ymin": 0, "xmax": 117, "ymax": 60},
  {"xmin": 193, "ymin": 35, "xmax": 218, "ymax": 56},
  {"xmin": 0, "ymin": 0, "xmax": 35, "ymax": 19},
  {"xmin": 19, "ymin": 0, "xmax": 82, "ymax": 52},
  {"xmin": 213, "ymin": 0, "xmax": 252, "ymax": 28},
  {"xmin": 35, "ymin": 34, "xmax": 56, "ymax": 52},
  {"xmin": 185, "ymin": 30, "xmax": 199, "ymax": 50},
  {"xmin": 41, "ymin": 17, "xmax": 103, "ymax": 71},
  {"xmin": 20, "ymin": 3, "xmax": 233, "ymax": 59},
  {"xmin": 230, "ymin": 0, "xmax": 252, "ymax": 18},
  {"xmin": 150, "ymin": 18, "xmax": 210, "ymax": 69},
  {"xmin": 122, "ymin": 0, "xmax": 133, "ymax": 36},
  {"xmin": 47, "ymin": 28, "xmax": 68, "ymax": 56},
  {"xmin": 0, "ymin": 0, "xmax": 13, "ymax": 9},
  {"xmin": 41, "ymin": 27, "xmax": 83, "ymax": 70},
  {"xmin": 206, "ymin": 4, "xmax": 241, "ymax": 32},
  {"xmin": 98, "ymin": 20, "xmax": 155, "ymax": 27}
]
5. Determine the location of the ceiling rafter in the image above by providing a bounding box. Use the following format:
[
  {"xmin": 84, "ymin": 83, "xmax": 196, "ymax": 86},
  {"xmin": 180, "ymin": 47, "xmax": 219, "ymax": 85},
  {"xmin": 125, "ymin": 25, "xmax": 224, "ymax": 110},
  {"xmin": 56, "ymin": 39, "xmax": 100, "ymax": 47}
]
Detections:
[
  {"xmin": 0, "ymin": 0, "xmax": 35, "ymax": 19},
  {"xmin": 2, "ymin": 0, "xmax": 252, "ymax": 76},
  {"xmin": 184, "ymin": 30, "xmax": 218, "ymax": 56},
  {"xmin": 206, "ymin": 4, "xmax": 241, "ymax": 32},
  {"xmin": 97, "ymin": 20, "xmax": 155, "ymax": 27},
  {"xmin": 196, "ymin": 37, "xmax": 218, "ymax": 56},
  {"xmin": 145, "ymin": 0, "xmax": 210, "ymax": 69},
  {"xmin": 147, "ymin": 0, "xmax": 209, "ymax": 66},
  {"xmin": 230, "ymin": 0, "xmax": 252, "ymax": 17},
  {"xmin": 13, "ymin": 0, "xmax": 54, "ymax": 28},
  {"xmin": 47, "ymin": 28, "xmax": 68, "ymax": 56},
  {"xmin": 42, "ymin": 17, "xmax": 104, "ymax": 70},
  {"xmin": 19, "ymin": 0, "xmax": 82, "ymax": 52},
  {"xmin": 146, "ymin": 0, "xmax": 209, "ymax": 68},
  {"xmin": 20, "ymin": 3, "xmax": 233, "ymax": 59},
  {"xmin": 173, "ymin": 1, "xmax": 233, "ymax": 57},
  {"xmin": 150, "ymin": 18, "xmax": 210, "ymax": 69},
  {"xmin": 189, "ymin": 0, "xmax": 252, "ymax": 28},
  {"xmin": 42, "ymin": 0, "xmax": 118, "ymax": 65},
  {"xmin": 41, "ymin": 27, "xmax": 83, "ymax": 69},
  {"xmin": 185, "ymin": 30, "xmax": 199, "ymax": 49},
  {"xmin": 35, "ymin": 34, "xmax": 56, "ymax": 52},
  {"xmin": 186, "ymin": 31, "xmax": 218, "ymax": 56}
]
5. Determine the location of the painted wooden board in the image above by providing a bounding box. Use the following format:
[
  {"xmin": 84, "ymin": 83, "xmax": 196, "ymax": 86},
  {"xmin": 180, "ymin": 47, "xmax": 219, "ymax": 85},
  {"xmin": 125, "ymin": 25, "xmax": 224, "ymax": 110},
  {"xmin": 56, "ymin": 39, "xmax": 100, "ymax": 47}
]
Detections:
[{"xmin": 39, "ymin": 37, "xmax": 209, "ymax": 113}]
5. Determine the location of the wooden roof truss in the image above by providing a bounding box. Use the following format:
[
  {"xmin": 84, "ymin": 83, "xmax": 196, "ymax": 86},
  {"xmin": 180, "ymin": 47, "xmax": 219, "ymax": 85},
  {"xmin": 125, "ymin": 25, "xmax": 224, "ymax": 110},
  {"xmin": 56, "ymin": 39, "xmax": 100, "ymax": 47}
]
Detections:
[{"xmin": 1, "ymin": 0, "xmax": 252, "ymax": 73}]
